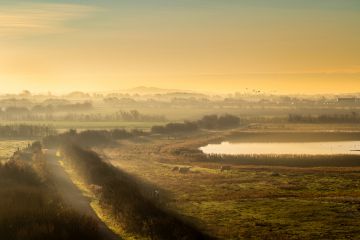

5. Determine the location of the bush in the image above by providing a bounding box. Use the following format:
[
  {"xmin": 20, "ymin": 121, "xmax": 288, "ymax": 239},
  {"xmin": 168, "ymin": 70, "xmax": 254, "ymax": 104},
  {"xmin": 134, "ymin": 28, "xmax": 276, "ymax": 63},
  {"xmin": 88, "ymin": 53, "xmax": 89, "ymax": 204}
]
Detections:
[{"xmin": 198, "ymin": 114, "xmax": 240, "ymax": 129}]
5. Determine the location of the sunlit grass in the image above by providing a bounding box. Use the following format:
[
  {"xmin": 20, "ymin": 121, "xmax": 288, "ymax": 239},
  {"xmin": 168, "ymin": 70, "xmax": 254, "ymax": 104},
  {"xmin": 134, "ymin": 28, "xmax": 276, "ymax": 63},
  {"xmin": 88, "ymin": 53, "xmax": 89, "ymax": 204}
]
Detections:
[
  {"xmin": 59, "ymin": 160, "xmax": 143, "ymax": 240},
  {"xmin": 0, "ymin": 140, "xmax": 30, "ymax": 162}
]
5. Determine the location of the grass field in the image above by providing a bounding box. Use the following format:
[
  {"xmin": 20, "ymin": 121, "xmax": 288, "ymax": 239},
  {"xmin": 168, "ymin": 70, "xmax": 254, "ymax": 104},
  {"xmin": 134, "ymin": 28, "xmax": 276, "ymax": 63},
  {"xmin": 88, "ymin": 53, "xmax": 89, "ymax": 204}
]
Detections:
[
  {"xmin": 0, "ymin": 140, "xmax": 30, "ymax": 162},
  {"xmin": 98, "ymin": 127, "xmax": 360, "ymax": 239}
]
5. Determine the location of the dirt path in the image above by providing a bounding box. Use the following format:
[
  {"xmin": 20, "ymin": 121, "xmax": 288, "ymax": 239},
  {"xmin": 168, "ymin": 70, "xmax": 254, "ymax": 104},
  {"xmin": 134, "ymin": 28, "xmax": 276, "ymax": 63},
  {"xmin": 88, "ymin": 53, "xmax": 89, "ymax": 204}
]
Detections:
[{"xmin": 45, "ymin": 151, "xmax": 120, "ymax": 240}]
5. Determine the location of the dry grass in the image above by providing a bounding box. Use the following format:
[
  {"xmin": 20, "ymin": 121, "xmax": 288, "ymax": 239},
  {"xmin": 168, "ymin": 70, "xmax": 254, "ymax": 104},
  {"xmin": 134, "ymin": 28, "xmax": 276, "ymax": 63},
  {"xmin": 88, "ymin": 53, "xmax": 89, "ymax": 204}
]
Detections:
[
  {"xmin": 59, "ymin": 160, "xmax": 141, "ymax": 240},
  {"xmin": 0, "ymin": 140, "xmax": 30, "ymax": 162}
]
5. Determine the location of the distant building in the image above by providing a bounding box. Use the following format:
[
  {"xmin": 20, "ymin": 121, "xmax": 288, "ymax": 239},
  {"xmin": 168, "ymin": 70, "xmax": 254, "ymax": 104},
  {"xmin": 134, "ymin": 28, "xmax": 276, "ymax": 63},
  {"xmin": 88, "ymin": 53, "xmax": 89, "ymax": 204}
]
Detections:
[{"xmin": 337, "ymin": 97, "xmax": 359, "ymax": 104}]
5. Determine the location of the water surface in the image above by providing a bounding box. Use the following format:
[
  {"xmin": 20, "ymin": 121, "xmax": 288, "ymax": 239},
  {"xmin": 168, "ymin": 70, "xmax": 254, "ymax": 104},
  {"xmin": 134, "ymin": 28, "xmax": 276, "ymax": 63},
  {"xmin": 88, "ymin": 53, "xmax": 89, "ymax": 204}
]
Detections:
[{"xmin": 200, "ymin": 141, "xmax": 360, "ymax": 155}]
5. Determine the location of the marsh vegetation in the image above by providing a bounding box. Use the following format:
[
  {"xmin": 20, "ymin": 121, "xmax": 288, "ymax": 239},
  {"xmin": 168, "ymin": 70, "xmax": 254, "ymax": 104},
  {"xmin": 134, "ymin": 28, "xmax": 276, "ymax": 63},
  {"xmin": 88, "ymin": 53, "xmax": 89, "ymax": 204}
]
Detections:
[
  {"xmin": 2, "ymin": 90, "xmax": 360, "ymax": 239},
  {"xmin": 99, "ymin": 124, "xmax": 360, "ymax": 239}
]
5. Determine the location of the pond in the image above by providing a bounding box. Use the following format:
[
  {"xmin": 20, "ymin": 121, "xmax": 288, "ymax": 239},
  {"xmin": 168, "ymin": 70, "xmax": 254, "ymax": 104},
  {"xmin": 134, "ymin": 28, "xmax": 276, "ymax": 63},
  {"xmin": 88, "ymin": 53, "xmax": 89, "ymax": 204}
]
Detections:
[{"xmin": 200, "ymin": 141, "xmax": 360, "ymax": 155}]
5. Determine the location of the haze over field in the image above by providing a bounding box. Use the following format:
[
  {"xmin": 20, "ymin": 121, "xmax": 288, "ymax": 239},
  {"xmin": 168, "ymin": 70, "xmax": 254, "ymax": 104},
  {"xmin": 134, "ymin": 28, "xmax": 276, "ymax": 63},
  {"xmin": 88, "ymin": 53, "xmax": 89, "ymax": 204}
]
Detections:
[
  {"xmin": 0, "ymin": 0, "xmax": 360, "ymax": 93},
  {"xmin": 2, "ymin": 1, "xmax": 360, "ymax": 240}
]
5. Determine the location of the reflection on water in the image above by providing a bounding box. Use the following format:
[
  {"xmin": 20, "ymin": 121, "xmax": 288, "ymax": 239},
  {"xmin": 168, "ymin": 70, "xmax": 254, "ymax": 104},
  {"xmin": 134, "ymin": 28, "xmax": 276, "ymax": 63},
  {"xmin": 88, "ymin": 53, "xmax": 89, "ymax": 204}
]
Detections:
[{"xmin": 200, "ymin": 141, "xmax": 360, "ymax": 155}]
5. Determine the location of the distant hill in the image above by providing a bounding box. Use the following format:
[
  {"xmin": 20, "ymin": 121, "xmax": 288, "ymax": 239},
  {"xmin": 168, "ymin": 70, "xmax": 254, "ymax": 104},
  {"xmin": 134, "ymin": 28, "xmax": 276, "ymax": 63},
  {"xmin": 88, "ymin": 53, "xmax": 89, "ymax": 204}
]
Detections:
[{"xmin": 125, "ymin": 86, "xmax": 188, "ymax": 94}]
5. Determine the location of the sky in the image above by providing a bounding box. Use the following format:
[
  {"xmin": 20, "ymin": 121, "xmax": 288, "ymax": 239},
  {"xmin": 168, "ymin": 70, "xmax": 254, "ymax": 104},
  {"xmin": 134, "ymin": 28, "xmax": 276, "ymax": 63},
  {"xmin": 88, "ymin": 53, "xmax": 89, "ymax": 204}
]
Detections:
[{"xmin": 0, "ymin": 0, "xmax": 359, "ymax": 94}]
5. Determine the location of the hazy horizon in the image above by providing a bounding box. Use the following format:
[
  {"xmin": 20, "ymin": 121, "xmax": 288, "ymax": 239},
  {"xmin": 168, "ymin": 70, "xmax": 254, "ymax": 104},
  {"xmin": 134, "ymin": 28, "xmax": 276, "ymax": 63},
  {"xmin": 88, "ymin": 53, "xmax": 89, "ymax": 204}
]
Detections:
[
  {"xmin": 1, "ymin": 85, "xmax": 360, "ymax": 96},
  {"xmin": 0, "ymin": 0, "xmax": 359, "ymax": 94}
]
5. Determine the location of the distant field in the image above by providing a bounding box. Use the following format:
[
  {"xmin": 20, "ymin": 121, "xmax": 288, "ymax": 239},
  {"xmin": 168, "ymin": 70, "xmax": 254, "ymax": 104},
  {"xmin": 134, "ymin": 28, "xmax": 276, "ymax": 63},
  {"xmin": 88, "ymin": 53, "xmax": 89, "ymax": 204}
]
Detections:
[
  {"xmin": 0, "ymin": 140, "xmax": 30, "ymax": 162},
  {"xmin": 0, "ymin": 121, "xmax": 165, "ymax": 131}
]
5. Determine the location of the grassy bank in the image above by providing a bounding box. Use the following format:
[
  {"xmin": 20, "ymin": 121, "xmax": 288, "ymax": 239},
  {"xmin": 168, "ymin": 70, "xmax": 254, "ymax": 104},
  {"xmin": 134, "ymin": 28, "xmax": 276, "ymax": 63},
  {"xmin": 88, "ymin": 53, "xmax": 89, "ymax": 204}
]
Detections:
[
  {"xmin": 62, "ymin": 144, "xmax": 211, "ymax": 240},
  {"xmin": 0, "ymin": 150, "xmax": 102, "ymax": 240}
]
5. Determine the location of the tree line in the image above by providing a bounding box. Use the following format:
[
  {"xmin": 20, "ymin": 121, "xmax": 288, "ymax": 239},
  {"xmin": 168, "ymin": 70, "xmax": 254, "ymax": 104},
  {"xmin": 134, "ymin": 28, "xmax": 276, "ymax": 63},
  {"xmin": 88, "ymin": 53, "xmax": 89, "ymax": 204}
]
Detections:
[
  {"xmin": 0, "ymin": 125, "xmax": 56, "ymax": 138},
  {"xmin": 1, "ymin": 102, "xmax": 92, "ymax": 113},
  {"xmin": 0, "ymin": 102, "xmax": 93, "ymax": 120},
  {"xmin": 41, "ymin": 114, "xmax": 240, "ymax": 147},
  {"xmin": 151, "ymin": 114, "xmax": 241, "ymax": 134},
  {"xmin": 289, "ymin": 112, "xmax": 360, "ymax": 123},
  {"xmin": 0, "ymin": 108, "xmax": 166, "ymax": 122},
  {"xmin": 43, "ymin": 128, "xmax": 147, "ymax": 148}
]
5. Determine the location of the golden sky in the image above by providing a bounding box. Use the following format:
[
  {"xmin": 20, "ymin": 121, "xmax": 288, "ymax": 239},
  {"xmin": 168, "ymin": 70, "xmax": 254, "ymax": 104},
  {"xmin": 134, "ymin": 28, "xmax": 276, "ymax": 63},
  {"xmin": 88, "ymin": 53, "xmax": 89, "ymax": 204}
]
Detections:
[{"xmin": 0, "ymin": 1, "xmax": 359, "ymax": 94}]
